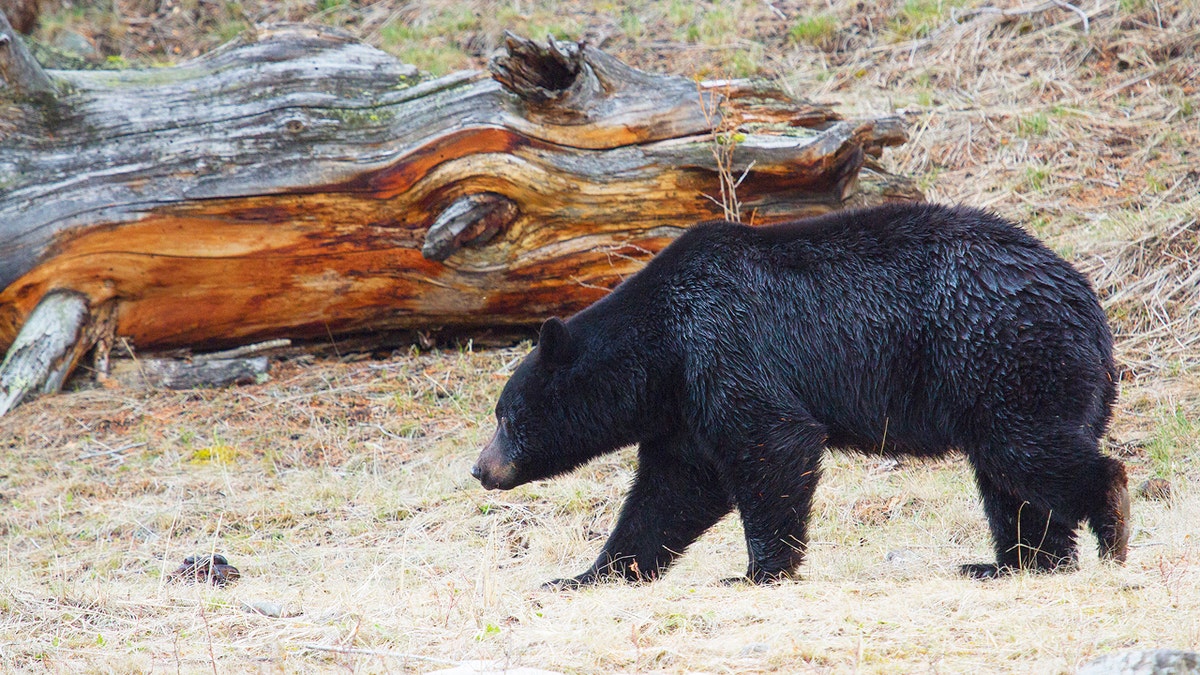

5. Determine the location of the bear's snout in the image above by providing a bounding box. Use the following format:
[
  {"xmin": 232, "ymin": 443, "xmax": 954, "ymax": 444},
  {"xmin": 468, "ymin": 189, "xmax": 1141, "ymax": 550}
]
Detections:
[{"xmin": 472, "ymin": 430, "xmax": 518, "ymax": 490}]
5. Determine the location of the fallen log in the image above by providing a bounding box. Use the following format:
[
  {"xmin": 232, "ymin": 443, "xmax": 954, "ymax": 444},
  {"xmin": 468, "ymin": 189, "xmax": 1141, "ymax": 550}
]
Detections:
[{"xmin": 0, "ymin": 17, "xmax": 917, "ymax": 408}]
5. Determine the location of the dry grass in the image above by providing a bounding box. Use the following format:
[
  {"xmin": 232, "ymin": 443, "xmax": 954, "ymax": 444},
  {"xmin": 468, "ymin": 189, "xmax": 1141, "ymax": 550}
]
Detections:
[
  {"xmin": 4, "ymin": 0, "xmax": 1200, "ymax": 673},
  {"xmin": 3, "ymin": 352, "xmax": 1197, "ymax": 673}
]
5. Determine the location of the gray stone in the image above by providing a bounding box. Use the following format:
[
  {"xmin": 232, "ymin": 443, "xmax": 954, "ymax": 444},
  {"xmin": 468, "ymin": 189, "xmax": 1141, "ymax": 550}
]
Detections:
[
  {"xmin": 241, "ymin": 600, "xmax": 302, "ymax": 618},
  {"xmin": 51, "ymin": 30, "xmax": 98, "ymax": 60},
  {"xmin": 1077, "ymin": 650, "xmax": 1200, "ymax": 675},
  {"xmin": 738, "ymin": 643, "xmax": 770, "ymax": 657}
]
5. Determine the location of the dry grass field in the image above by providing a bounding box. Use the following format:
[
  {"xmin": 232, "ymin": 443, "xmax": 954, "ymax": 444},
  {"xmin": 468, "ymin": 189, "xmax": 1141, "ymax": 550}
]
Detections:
[{"xmin": 3, "ymin": 0, "xmax": 1199, "ymax": 673}]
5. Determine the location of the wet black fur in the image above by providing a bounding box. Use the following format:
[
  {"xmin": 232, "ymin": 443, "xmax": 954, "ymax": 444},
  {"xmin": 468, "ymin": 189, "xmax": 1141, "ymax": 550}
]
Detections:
[{"xmin": 484, "ymin": 202, "xmax": 1125, "ymax": 585}]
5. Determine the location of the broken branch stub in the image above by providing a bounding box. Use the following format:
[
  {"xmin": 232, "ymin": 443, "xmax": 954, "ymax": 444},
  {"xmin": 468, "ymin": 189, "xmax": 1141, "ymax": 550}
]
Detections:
[
  {"xmin": 423, "ymin": 194, "xmax": 520, "ymax": 262},
  {"xmin": 489, "ymin": 32, "xmax": 720, "ymax": 146},
  {"xmin": 0, "ymin": 9, "xmax": 54, "ymax": 99},
  {"xmin": 0, "ymin": 290, "xmax": 88, "ymax": 414},
  {"xmin": 489, "ymin": 32, "xmax": 583, "ymax": 104}
]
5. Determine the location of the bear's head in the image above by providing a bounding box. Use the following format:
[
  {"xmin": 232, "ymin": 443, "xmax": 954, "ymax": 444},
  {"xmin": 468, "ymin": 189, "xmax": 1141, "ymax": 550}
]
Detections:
[{"xmin": 472, "ymin": 316, "xmax": 629, "ymax": 491}]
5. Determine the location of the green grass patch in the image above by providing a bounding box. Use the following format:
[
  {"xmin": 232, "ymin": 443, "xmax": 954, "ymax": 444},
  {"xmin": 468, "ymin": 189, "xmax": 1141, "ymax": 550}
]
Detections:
[
  {"xmin": 619, "ymin": 10, "xmax": 645, "ymax": 39},
  {"xmin": 890, "ymin": 0, "xmax": 970, "ymax": 40},
  {"xmin": 1017, "ymin": 112, "xmax": 1051, "ymax": 137},
  {"xmin": 1177, "ymin": 96, "xmax": 1195, "ymax": 118},
  {"xmin": 1146, "ymin": 405, "xmax": 1200, "ymax": 478},
  {"xmin": 1023, "ymin": 165, "xmax": 1050, "ymax": 192},
  {"xmin": 667, "ymin": 0, "xmax": 697, "ymax": 28},
  {"xmin": 377, "ymin": 7, "xmax": 483, "ymax": 75},
  {"xmin": 210, "ymin": 19, "xmax": 248, "ymax": 44},
  {"xmin": 694, "ymin": 7, "xmax": 737, "ymax": 45},
  {"xmin": 725, "ymin": 45, "xmax": 765, "ymax": 78},
  {"xmin": 790, "ymin": 14, "xmax": 838, "ymax": 47},
  {"xmin": 380, "ymin": 33, "xmax": 471, "ymax": 75}
]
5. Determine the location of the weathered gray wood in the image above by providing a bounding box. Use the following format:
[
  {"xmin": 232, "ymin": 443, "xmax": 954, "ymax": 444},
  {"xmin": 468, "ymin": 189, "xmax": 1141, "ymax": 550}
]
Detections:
[
  {"xmin": 0, "ymin": 289, "xmax": 87, "ymax": 414},
  {"xmin": 0, "ymin": 9, "xmax": 53, "ymax": 98},
  {"xmin": 111, "ymin": 355, "xmax": 269, "ymax": 390}
]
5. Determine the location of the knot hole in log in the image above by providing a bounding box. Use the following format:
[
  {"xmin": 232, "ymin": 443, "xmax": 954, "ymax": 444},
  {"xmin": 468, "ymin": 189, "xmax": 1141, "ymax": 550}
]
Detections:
[
  {"xmin": 490, "ymin": 32, "xmax": 583, "ymax": 104},
  {"xmin": 422, "ymin": 193, "xmax": 520, "ymax": 262}
]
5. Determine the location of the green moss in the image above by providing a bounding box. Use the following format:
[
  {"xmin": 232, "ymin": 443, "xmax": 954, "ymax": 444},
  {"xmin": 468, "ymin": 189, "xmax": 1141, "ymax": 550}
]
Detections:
[
  {"xmin": 190, "ymin": 444, "xmax": 238, "ymax": 465},
  {"xmin": 325, "ymin": 106, "xmax": 394, "ymax": 129}
]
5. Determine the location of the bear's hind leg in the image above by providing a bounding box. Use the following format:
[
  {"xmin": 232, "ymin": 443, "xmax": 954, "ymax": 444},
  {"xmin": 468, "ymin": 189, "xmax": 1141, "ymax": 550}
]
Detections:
[
  {"xmin": 544, "ymin": 436, "xmax": 733, "ymax": 589},
  {"xmin": 965, "ymin": 433, "xmax": 1130, "ymax": 579},
  {"xmin": 1089, "ymin": 456, "xmax": 1130, "ymax": 564},
  {"xmin": 725, "ymin": 414, "xmax": 827, "ymax": 584},
  {"xmin": 963, "ymin": 467, "xmax": 1079, "ymax": 579}
]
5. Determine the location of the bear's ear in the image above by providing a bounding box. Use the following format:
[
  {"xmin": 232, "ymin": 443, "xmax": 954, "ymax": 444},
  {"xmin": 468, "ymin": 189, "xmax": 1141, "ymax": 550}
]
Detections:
[{"xmin": 537, "ymin": 317, "xmax": 574, "ymax": 367}]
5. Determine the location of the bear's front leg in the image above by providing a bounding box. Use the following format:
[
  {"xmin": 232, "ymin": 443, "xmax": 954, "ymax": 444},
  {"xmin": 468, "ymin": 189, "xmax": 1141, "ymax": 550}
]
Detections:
[
  {"xmin": 725, "ymin": 415, "xmax": 826, "ymax": 584},
  {"xmin": 544, "ymin": 437, "xmax": 732, "ymax": 589}
]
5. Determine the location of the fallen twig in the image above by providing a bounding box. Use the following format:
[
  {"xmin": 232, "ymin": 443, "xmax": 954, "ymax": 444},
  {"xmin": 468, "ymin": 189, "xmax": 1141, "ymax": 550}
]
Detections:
[
  {"xmin": 76, "ymin": 441, "xmax": 147, "ymax": 461},
  {"xmin": 196, "ymin": 339, "xmax": 292, "ymax": 362},
  {"xmin": 301, "ymin": 644, "xmax": 457, "ymax": 665}
]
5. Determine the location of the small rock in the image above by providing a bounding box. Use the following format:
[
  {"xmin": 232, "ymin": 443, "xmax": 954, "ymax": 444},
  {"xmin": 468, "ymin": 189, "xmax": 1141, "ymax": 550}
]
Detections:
[
  {"xmin": 1138, "ymin": 478, "xmax": 1173, "ymax": 502},
  {"xmin": 51, "ymin": 30, "xmax": 99, "ymax": 60},
  {"xmin": 884, "ymin": 549, "xmax": 920, "ymax": 566},
  {"xmin": 242, "ymin": 601, "xmax": 282, "ymax": 617},
  {"xmin": 738, "ymin": 643, "xmax": 770, "ymax": 657},
  {"xmin": 167, "ymin": 554, "xmax": 241, "ymax": 587},
  {"xmin": 870, "ymin": 457, "xmax": 903, "ymax": 473},
  {"xmin": 1077, "ymin": 649, "xmax": 1199, "ymax": 675},
  {"xmin": 241, "ymin": 601, "xmax": 302, "ymax": 618}
]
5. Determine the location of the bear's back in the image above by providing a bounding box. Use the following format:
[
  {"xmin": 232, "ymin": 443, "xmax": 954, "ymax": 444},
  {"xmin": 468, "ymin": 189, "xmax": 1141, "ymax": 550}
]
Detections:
[{"xmin": 636, "ymin": 203, "xmax": 1115, "ymax": 454}]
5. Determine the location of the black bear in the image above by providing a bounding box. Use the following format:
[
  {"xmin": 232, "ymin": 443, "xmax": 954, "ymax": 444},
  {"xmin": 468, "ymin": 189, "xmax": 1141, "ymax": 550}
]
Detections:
[{"xmin": 471, "ymin": 203, "xmax": 1129, "ymax": 585}]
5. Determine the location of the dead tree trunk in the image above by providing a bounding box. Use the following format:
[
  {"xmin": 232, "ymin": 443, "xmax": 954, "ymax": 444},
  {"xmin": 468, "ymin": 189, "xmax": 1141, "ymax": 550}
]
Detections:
[{"xmin": 0, "ymin": 20, "xmax": 916, "ymax": 408}]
